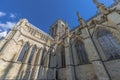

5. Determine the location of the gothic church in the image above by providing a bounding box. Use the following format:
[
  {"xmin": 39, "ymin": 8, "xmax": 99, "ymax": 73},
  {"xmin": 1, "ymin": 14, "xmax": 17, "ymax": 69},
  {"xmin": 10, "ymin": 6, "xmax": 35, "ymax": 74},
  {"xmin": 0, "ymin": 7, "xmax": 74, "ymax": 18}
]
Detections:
[{"xmin": 0, "ymin": 0, "xmax": 120, "ymax": 80}]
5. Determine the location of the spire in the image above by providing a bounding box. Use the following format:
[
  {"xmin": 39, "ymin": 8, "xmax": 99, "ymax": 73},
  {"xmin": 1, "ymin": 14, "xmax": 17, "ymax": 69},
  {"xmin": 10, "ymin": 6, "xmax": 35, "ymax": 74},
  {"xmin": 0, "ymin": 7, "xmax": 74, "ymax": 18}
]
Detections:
[
  {"xmin": 93, "ymin": 0, "xmax": 99, "ymax": 5},
  {"xmin": 65, "ymin": 22, "xmax": 70, "ymax": 35},
  {"xmin": 77, "ymin": 12, "xmax": 87, "ymax": 27},
  {"xmin": 65, "ymin": 22, "xmax": 69, "ymax": 28},
  {"xmin": 93, "ymin": 0, "xmax": 110, "ymax": 15}
]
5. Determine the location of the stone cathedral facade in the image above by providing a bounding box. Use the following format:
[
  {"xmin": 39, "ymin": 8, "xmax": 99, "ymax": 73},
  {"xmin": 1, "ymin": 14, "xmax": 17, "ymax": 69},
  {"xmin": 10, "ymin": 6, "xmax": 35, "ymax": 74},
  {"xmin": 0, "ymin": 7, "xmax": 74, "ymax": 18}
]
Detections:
[{"xmin": 0, "ymin": 0, "xmax": 120, "ymax": 80}]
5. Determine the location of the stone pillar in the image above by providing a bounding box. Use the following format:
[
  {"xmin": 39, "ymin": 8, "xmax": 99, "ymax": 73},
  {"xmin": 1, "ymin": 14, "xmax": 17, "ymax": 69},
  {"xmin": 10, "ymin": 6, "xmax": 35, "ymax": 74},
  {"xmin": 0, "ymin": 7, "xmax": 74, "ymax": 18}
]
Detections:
[{"xmin": 64, "ymin": 36, "xmax": 76, "ymax": 80}]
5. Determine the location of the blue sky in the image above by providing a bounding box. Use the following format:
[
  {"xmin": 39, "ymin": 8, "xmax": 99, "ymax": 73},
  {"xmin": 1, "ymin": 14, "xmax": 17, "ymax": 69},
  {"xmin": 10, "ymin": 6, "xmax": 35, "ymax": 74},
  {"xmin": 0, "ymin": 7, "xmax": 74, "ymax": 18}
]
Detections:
[{"xmin": 0, "ymin": 0, "xmax": 114, "ymax": 37}]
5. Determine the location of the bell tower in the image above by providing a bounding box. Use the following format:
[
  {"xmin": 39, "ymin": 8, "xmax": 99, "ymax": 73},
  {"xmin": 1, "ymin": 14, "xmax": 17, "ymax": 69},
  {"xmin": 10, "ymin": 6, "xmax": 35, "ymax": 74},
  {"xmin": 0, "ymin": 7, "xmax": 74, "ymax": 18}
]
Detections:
[{"xmin": 49, "ymin": 19, "xmax": 66, "ymax": 38}]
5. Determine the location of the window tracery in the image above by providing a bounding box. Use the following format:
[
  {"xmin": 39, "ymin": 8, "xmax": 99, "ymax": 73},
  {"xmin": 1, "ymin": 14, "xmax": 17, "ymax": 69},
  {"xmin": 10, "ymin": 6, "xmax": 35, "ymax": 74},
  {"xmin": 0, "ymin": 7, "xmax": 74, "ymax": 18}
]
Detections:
[
  {"xmin": 28, "ymin": 46, "xmax": 36, "ymax": 64},
  {"xmin": 75, "ymin": 40, "xmax": 89, "ymax": 64},
  {"xmin": 17, "ymin": 42, "xmax": 29, "ymax": 62},
  {"xmin": 97, "ymin": 30, "xmax": 120, "ymax": 60}
]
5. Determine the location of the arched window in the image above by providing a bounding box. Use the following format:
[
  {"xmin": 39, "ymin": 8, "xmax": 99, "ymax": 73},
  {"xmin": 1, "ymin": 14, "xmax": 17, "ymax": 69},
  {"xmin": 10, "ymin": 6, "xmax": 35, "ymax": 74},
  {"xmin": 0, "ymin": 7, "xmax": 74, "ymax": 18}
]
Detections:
[
  {"xmin": 97, "ymin": 30, "xmax": 120, "ymax": 60},
  {"xmin": 60, "ymin": 45, "xmax": 66, "ymax": 68},
  {"xmin": 17, "ymin": 42, "xmax": 29, "ymax": 61},
  {"xmin": 75, "ymin": 40, "xmax": 89, "ymax": 64},
  {"xmin": 28, "ymin": 46, "xmax": 36, "ymax": 64},
  {"xmin": 41, "ymin": 48, "xmax": 47, "ymax": 66}
]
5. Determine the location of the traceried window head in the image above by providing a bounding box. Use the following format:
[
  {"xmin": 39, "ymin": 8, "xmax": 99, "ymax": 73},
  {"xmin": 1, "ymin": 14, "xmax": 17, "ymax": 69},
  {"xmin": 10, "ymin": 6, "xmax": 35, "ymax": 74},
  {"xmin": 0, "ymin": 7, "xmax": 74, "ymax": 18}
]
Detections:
[
  {"xmin": 17, "ymin": 42, "xmax": 29, "ymax": 62},
  {"xmin": 97, "ymin": 29, "xmax": 120, "ymax": 60},
  {"xmin": 75, "ymin": 40, "xmax": 89, "ymax": 64}
]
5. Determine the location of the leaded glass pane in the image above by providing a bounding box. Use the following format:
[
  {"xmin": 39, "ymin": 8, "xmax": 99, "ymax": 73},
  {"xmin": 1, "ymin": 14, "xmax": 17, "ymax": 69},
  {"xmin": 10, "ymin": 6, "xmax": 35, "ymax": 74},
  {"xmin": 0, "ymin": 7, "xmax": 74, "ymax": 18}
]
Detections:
[
  {"xmin": 97, "ymin": 30, "xmax": 120, "ymax": 60},
  {"xmin": 75, "ymin": 41, "xmax": 88, "ymax": 64},
  {"xmin": 28, "ymin": 46, "xmax": 36, "ymax": 63},
  {"xmin": 17, "ymin": 43, "xmax": 29, "ymax": 61}
]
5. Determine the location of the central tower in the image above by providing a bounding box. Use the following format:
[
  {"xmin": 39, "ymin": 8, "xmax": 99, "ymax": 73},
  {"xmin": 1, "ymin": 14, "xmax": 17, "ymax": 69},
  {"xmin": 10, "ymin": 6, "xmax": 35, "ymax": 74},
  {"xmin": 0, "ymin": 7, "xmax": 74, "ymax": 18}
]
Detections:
[{"xmin": 49, "ymin": 19, "xmax": 67, "ymax": 38}]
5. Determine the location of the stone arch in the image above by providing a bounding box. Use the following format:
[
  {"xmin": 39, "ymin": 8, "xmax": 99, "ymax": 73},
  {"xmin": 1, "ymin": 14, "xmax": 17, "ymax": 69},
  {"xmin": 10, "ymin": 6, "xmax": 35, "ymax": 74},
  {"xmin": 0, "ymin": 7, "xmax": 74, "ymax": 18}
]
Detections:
[
  {"xmin": 17, "ymin": 41, "xmax": 30, "ymax": 62},
  {"xmin": 93, "ymin": 25, "xmax": 120, "ymax": 60},
  {"xmin": 56, "ymin": 42, "xmax": 66, "ymax": 68},
  {"xmin": 18, "ymin": 40, "xmax": 24, "ymax": 46},
  {"xmin": 93, "ymin": 25, "xmax": 120, "ymax": 42},
  {"xmin": 71, "ymin": 36, "xmax": 89, "ymax": 65}
]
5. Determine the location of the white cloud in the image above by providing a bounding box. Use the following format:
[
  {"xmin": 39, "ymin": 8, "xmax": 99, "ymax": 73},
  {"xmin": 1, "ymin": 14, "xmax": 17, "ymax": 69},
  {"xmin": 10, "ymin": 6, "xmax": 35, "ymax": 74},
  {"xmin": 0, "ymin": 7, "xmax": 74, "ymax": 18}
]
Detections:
[
  {"xmin": 10, "ymin": 13, "xmax": 16, "ymax": 18},
  {"xmin": 0, "ymin": 11, "xmax": 6, "ymax": 17},
  {"xmin": 0, "ymin": 31, "xmax": 7, "ymax": 39},
  {"xmin": 0, "ymin": 21, "xmax": 16, "ymax": 30}
]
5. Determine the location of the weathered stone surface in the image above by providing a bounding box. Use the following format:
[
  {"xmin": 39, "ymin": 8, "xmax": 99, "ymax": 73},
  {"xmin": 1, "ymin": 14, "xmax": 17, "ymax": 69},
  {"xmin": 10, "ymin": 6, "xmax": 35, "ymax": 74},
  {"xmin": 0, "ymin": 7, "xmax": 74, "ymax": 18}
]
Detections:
[{"xmin": 0, "ymin": 1, "xmax": 120, "ymax": 80}]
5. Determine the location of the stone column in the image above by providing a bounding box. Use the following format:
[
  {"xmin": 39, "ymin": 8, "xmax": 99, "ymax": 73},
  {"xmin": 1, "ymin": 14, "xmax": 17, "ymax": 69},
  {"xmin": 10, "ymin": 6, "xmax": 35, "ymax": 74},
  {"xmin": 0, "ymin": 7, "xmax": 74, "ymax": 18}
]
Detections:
[{"xmin": 64, "ymin": 36, "xmax": 76, "ymax": 80}]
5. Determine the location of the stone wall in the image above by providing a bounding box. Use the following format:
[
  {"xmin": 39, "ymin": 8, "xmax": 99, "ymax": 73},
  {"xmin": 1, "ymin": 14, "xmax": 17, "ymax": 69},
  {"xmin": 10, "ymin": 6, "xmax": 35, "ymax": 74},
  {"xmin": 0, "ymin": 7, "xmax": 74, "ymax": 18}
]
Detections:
[
  {"xmin": 57, "ymin": 68, "xmax": 67, "ymax": 80},
  {"xmin": 75, "ymin": 64, "xmax": 97, "ymax": 80},
  {"xmin": 105, "ymin": 59, "xmax": 120, "ymax": 80}
]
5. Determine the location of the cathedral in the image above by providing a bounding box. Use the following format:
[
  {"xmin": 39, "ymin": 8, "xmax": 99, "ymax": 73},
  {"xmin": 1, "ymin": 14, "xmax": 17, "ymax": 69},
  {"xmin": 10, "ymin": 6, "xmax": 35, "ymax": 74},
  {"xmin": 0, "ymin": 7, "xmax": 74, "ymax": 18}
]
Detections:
[{"xmin": 0, "ymin": 0, "xmax": 120, "ymax": 80}]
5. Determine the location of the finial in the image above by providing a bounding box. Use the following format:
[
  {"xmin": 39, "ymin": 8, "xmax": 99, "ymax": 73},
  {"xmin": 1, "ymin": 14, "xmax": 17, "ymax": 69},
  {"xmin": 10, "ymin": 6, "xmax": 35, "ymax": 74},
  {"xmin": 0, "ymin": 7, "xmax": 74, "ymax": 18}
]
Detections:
[
  {"xmin": 93, "ymin": 0, "xmax": 99, "ymax": 5},
  {"xmin": 77, "ymin": 12, "xmax": 87, "ymax": 27},
  {"xmin": 65, "ymin": 22, "xmax": 68, "ymax": 28},
  {"xmin": 65, "ymin": 22, "xmax": 70, "ymax": 35},
  {"xmin": 93, "ymin": 0, "xmax": 110, "ymax": 15}
]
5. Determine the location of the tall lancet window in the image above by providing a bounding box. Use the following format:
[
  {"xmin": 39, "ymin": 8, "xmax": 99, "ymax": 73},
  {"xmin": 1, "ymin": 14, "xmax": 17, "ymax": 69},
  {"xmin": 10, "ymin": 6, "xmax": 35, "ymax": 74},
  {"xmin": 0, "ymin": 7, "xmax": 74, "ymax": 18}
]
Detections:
[
  {"xmin": 97, "ymin": 30, "xmax": 120, "ymax": 60},
  {"xmin": 28, "ymin": 46, "xmax": 36, "ymax": 64},
  {"xmin": 17, "ymin": 42, "xmax": 29, "ymax": 62},
  {"xmin": 75, "ymin": 41, "xmax": 89, "ymax": 64},
  {"xmin": 60, "ymin": 45, "xmax": 66, "ymax": 68},
  {"xmin": 41, "ymin": 48, "xmax": 47, "ymax": 66}
]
